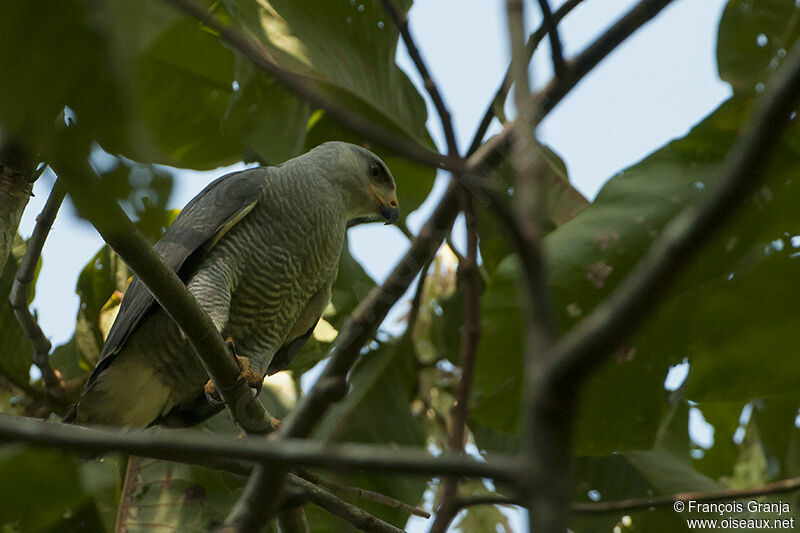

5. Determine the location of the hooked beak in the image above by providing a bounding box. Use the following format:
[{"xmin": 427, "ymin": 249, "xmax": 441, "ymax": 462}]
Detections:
[
  {"xmin": 371, "ymin": 186, "xmax": 400, "ymax": 224},
  {"xmin": 380, "ymin": 202, "xmax": 400, "ymax": 224}
]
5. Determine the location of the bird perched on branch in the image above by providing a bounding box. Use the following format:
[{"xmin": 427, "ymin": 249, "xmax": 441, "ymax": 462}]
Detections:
[{"xmin": 67, "ymin": 142, "xmax": 399, "ymax": 428}]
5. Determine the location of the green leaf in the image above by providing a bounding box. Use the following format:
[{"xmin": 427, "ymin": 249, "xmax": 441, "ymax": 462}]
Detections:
[
  {"xmin": 313, "ymin": 339, "xmax": 426, "ymax": 527},
  {"xmin": 749, "ymin": 399, "xmax": 800, "ymax": 479},
  {"xmin": 717, "ymin": 0, "xmax": 800, "ymax": 93},
  {"xmin": 571, "ymin": 447, "xmax": 723, "ymax": 533},
  {"xmin": 0, "ymin": 446, "xmax": 118, "ymax": 533},
  {"xmin": 470, "ymin": 89, "xmax": 800, "ymax": 457},
  {"xmin": 0, "ymin": 0, "xmax": 124, "ymax": 153},
  {"xmin": 134, "ymin": 18, "xmax": 242, "ymax": 168},
  {"xmin": 222, "ymin": 0, "xmax": 428, "ymax": 144},
  {"xmin": 476, "ymin": 144, "xmax": 588, "ymax": 274},
  {"xmin": 115, "ymin": 456, "xmax": 266, "ymax": 533},
  {"xmin": 692, "ymin": 402, "xmax": 745, "ymax": 481},
  {"xmin": 223, "ymin": 58, "xmax": 313, "ymax": 165}
]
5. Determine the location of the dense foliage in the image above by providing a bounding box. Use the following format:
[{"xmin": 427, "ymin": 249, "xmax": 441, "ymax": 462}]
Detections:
[{"xmin": 0, "ymin": 0, "xmax": 798, "ymax": 531}]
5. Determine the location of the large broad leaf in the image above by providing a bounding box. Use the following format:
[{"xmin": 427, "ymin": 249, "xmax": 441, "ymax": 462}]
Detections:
[
  {"xmin": 0, "ymin": 446, "xmax": 118, "ymax": 533},
  {"xmin": 114, "ymin": 456, "xmax": 271, "ymax": 533},
  {"xmin": 223, "ymin": 58, "xmax": 313, "ymax": 166},
  {"xmin": 135, "ymin": 18, "xmax": 242, "ymax": 168},
  {"xmin": 469, "ymin": 90, "xmax": 800, "ymax": 457},
  {"xmin": 0, "ymin": 0, "xmax": 125, "ymax": 154},
  {"xmin": 313, "ymin": 339, "xmax": 426, "ymax": 527},
  {"xmin": 477, "ymin": 144, "xmax": 589, "ymax": 274},
  {"xmin": 222, "ymin": 0, "xmax": 429, "ymax": 145},
  {"xmin": 717, "ymin": 0, "xmax": 800, "ymax": 93},
  {"xmin": 468, "ymin": 0, "xmax": 800, "ymax": 459},
  {"xmin": 78, "ymin": 2, "xmax": 246, "ymax": 169}
]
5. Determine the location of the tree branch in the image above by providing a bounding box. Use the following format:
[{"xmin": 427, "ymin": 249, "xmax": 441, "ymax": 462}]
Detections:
[
  {"xmin": 120, "ymin": 454, "xmax": 411, "ymax": 533},
  {"xmin": 290, "ymin": 475, "xmax": 406, "ymax": 533},
  {"xmin": 8, "ymin": 179, "xmax": 66, "ymax": 397},
  {"xmin": 380, "ymin": 0, "xmax": 459, "ymax": 156},
  {"xmin": 164, "ymin": 0, "xmax": 461, "ymax": 174},
  {"xmin": 298, "ymin": 470, "xmax": 430, "ymax": 519},
  {"xmin": 0, "ymin": 415, "xmax": 521, "ymax": 483},
  {"xmin": 469, "ymin": 0, "xmax": 584, "ymax": 155},
  {"xmin": 543, "ymin": 37, "xmax": 800, "ymax": 390},
  {"xmin": 428, "ymin": 190, "xmax": 481, "ymax": 533},
  {"xmin": 535, "ymin": 0, "xmax": 567, "ymax": 79},
  {"xmin": 47, "ymin": 141, "xmax": 275, "ymax": 436}
]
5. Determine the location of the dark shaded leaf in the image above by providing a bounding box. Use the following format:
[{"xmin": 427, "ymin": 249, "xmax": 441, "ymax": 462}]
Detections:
[{"xmin": 717, "ymin": 0, "xmax": 800, "ymax": 93}]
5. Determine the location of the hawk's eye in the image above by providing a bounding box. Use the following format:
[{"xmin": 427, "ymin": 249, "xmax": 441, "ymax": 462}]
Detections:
[{"xmin": 369, "ymin": 162, "xmax": 382, "ymax": 178}]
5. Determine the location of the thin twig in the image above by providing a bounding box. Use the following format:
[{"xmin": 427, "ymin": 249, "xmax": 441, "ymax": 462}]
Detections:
[
  {"xmin": 165, "ymin": 0, "xmax": 462, "ymax": 174},
  {"xmin": 535, "ymin": 0, "xmax": 567, "ymax": 79},
  {"xmin": 380, "ymin": 0, "xmax": 459, "ymax": 156},
  {"xmin": 118, "ymin": 454, "xmax": 412, "ymax": 533},
  {"xmin": 290, "ymin": 475, "xmax": 406, "ymax": 533},
  {"xmin": 47, "ymin": 141, "xmax": 276, "ymax": 436},
  {"xmin": 8, "ymin": 179, "xmax": 66, "ymax": 396},
  {"xmin": 428, "ymin": 191, "xmax": 481, "ymax": 533},
  {"xmin": 469, "ymin": 0, "xmax": 584, "ymax": 154},
  {"xmin": 0, "ymin": 414, "xmax": 522, "ymax": 483},
  {"xmin": 298, "ymin": 470, "xmax": 430, "ymax": 519},
  {"xmin": 448, "ymin": 477, "xmax": 800, "ymax": 514},
  {"xmin": 543, "ymin": 37, "xmax": 800, "ymax": 391}
]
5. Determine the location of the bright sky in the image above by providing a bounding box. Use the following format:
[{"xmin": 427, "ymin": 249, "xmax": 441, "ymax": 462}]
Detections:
[{"xmin": 17, "ymin": 0, "xmax": 732, "ymax": 529}]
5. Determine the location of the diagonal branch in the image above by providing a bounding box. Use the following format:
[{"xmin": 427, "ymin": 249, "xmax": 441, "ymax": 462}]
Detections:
[
  {"xmin": 0, "ymin": 414, "xmax": 522, "ymax": 483},
  {"xmin": 121, "ymin": 455, "xmax": 412, "ymax": 533},
  {"xmin": 380, "ymin": 0, "xmax": 459, "ymax": 156},
  {"xmin": 47, "ymin": 140, "xmax": 275, "ymax": 436},
  {"xmin": 8, "ymin": 179, "xmax": 66, "ymax": 397},
  {"xmin": 290, "ymin": 475, "xmax": 406, "ymax": 533},
  {"xmin": 542, "ymin": 38, "xmax": 800, "ymax": 391},
  {"xmin": 535, "ymin": 0, "xmax": 567, "ymax": 79},
  {"xmin": 298, "ymin": 470, "xmax": 430, "ymax": 519},
  {"xmin": 165, "ymin": 0, "xmax": 461, "ymax": 173}
]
